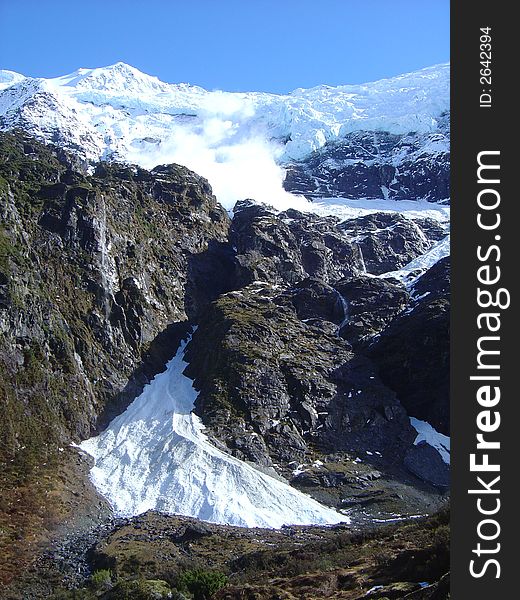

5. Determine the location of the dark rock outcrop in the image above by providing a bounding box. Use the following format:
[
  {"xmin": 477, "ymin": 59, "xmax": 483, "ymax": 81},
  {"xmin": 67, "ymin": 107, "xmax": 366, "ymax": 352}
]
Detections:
[
  {"xmin": 184, "ymin": 284, "xmax": 352, "ymax": 467},
  {"xmin": 230, "ymin": 200, "xmax": 364, "ymax": 286},
  {"xmin": 339, "ymin": 212, "xmax": 447, "ymax": 275},
  {"xmin": 177, "ymin": 199, "xmax": 450, "ymax": 496},
  {"xmin": 277, "ymin": 277, "xmax": 347, "ymax": 325},
  {"xmin": 369, "ymin": 258, "xmax": 450, "ymax": 434},
  {"xmin": 283, "ymin": 115, "xmax": 450, "ymax": 203},
  {"xmin": 0, "ymin": 131, "xmax": 230, "ymax": 469},
  {"xmin": 184, "ymin": 283, "xmax": 415, "ymax": 476},
  {"xmin": 404, "ymin": 442, "xmax": 450, "ymax": 489},
  {"xmin": 335, "ymin": 276, "xmax": 409, "ymax": 345}
]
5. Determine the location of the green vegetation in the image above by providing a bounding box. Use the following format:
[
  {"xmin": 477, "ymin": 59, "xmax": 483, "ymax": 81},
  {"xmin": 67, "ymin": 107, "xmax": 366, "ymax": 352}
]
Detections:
[
  {"xmin": 177, "ymin": 569, "xmax": 228, "ymax": 600},
  {"xmin": 104, "ymin": 578, "xmax": 173, "ymax": 599},
  {"xmin": 46, "ymin": 511, "xmax": 447, "ymax": 600},
  {"xmin": 0, "ymin": 130, "xmax": 65, "ymax": 218},
  {"xmin": 90, "ymin": 569, "xmax": 113, "ymax": 592},
  {"xmin": 50, "ymin": 578, "xmax": 175, "ymax": 600},
  {"xmin": 0, "ymin": 223, "xmax": 19, "ymax": 272},
  {"xmin": 50, "ymin": 573, "xmax": 224, "ymax": 600},
  {"xmin": 50, "ymin": 589, "xmax": 97, "ymax": 600}
]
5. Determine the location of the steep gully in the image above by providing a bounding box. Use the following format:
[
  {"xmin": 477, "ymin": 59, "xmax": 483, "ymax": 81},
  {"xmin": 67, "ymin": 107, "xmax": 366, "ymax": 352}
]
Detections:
[{"xmin": 76, "ymin": 200, "xmax": 450, "ymax": 529}]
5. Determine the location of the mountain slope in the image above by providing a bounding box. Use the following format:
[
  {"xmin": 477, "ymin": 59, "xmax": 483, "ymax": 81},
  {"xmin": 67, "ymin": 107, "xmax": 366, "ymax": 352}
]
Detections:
[
  {"xmin": 0, "ymin": 131, "xmax": 231, "ymax": 581},
  {"xmin": 0, "ymin": 62, "xmax": 449, "ymax": 207},
  {"xmin": 283, "ymin": 118, "xmax": 449, "ymax": 202},
  {"xmin": 80, "ymin": 335, "xmax": 344, "ymax": 528},
  {"xmin": 0, "ymin": 62, "xmax": 451, "ymax": 590},
  {"xmin": 0, "ymin": 135, "xmax": 448, "ymax": 592}
]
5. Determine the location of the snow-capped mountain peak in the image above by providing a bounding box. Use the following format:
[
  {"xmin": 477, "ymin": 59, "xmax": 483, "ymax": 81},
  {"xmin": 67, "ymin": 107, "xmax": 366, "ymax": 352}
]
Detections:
[
  {"xmin": 49, "ymin": 61, "xmax": 173, "ymax": 95},
  {"xmin": 0, "ymin": 62, "xmax": 449, "ymax": 209},
  {"xmin": 0, "ymin": 69, "xmax": 26, "ymax": 91}
]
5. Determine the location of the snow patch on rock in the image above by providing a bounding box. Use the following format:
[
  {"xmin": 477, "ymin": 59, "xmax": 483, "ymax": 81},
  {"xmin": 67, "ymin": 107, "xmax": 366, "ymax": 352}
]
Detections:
[{"xmin": 410, "ymin": 417, "xmax": 450, "ymax": 464}]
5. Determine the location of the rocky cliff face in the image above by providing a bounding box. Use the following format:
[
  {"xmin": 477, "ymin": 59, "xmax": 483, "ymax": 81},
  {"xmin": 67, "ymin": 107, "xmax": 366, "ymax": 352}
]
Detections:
[
  {"xmin": 0, "ymin": 134, "xmax": 449, "ymax": 494},
  {"xmin": 178, "ymin": 200, "xmax": 449, "ymax": 511},
  {"xmin": 185, "ymin": 202, "xmax": 414, "ymax": 470},
  {"xmin": 0, "ymin": 131, "xmax": 229, "ymax": 477},
  {"xmin": 338, "ymin": 212, "xmax": 446, "ymax": 275},
  {"xmin": 283, "ymin": 113, "xmax": 450, "ymax": 203},
  {"xmin": 369, "ymin": 257, "xmax": 450, "ymax": 435},
  {"xmin": 0, "ymin": 131, "xmax": 450, "ymax": 590}
]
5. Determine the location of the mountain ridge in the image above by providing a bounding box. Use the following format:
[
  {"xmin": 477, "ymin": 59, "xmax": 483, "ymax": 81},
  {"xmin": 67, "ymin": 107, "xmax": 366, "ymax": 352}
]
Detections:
[
  {"xmin": 0, "ymin": 62, "xmax": 449, "ymax": 208},
  {"xmin": 0, "ymin": 61, "xmax": 449, "ymax": 95}
]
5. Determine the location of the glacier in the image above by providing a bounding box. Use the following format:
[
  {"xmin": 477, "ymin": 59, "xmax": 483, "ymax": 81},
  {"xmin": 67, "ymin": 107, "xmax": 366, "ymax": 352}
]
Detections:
[
  {"xmin": 79, "ymin": 334, "xmax": 346, "ymax": 528},
  {"xmin": 0, "ymin": 61, "xmax": 449, "ymax": 210}
]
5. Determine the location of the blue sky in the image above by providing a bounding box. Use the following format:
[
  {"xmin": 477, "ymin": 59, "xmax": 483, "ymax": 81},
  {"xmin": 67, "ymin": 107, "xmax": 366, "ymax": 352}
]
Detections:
[{"xmin": 0, "ymin": 0, "xmax": 449, "ymax": 93}]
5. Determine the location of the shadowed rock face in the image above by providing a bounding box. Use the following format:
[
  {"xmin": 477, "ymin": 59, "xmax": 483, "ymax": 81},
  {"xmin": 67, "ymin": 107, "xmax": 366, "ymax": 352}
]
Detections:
[
  {"xmin": 404, "ymin": 442, "xmax": 450, "ymax": 489},
  {"xmin": 338, "ymin": 212, "xmax": 447, "ymax": 275},
  {"xmin": 334, "ymin": 277, "xmax": 410, "ymax": 345},
  {"xmin": 0, "ymin": 131, "xmax": 230, "ymax": 465},
  {"xmin": 368, "ymin": 258, "xmax": 450, "ymax": 435},
  {"xmin": 184, "ymin": 284, "xmax": 416, "ymax": 475},
  {"xmin": 230, "ymin": 200, "xmax": 365, "ymax": 286}
]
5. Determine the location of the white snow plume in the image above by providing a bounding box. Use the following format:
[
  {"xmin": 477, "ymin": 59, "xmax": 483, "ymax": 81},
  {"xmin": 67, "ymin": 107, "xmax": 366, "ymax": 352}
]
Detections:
[
  {"xmin": 79, "ymin": 335, "xmax": 346, "ymax": 528},
  {"xmin": 126, "ymin": 120, "xmax": 306, "ymax": 212}
]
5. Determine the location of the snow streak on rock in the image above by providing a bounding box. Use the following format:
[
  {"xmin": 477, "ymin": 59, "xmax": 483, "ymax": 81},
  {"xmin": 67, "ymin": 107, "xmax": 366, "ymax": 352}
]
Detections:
[
  {"xmin": 308, "ymin": 196, "xmax": 450, "ymax": 223},
  {"xmin": 410, "ymin": 417, "xmax": 450, "ymax": 465},
  {"xmin": 380, "ymin": 234, "xmax": 450, "ymax": 286},
  {"xmin": 80, "ymin": 335, "xmax": 346, "ymax": 528}
]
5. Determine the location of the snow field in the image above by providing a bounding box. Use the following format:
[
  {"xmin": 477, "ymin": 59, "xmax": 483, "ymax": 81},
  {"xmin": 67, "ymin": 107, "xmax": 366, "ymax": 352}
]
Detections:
[
  {"xmin": 0, "ymin": 62, "xmax": 449, "ymax": 211},
  {"xmin": 80, "ymin": 335, "xmax": 347, "ymax": 528}
]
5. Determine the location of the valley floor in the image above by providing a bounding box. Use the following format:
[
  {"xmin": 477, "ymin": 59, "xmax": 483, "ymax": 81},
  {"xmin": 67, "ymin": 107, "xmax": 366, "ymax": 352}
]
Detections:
[{"xmin": 3, "ymin": 498, "xmax": 449, "ymax": 600}]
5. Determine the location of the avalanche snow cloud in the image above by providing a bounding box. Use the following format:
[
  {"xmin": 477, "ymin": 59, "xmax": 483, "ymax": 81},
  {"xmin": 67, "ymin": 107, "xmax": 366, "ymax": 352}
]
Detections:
[
  {"xmin": 0, "ymin": 61, "xmax": 449, "ymax": 211},
  {"xmin": 79, "ymin": 336, "xmax": 346, "ymax": 528}
]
